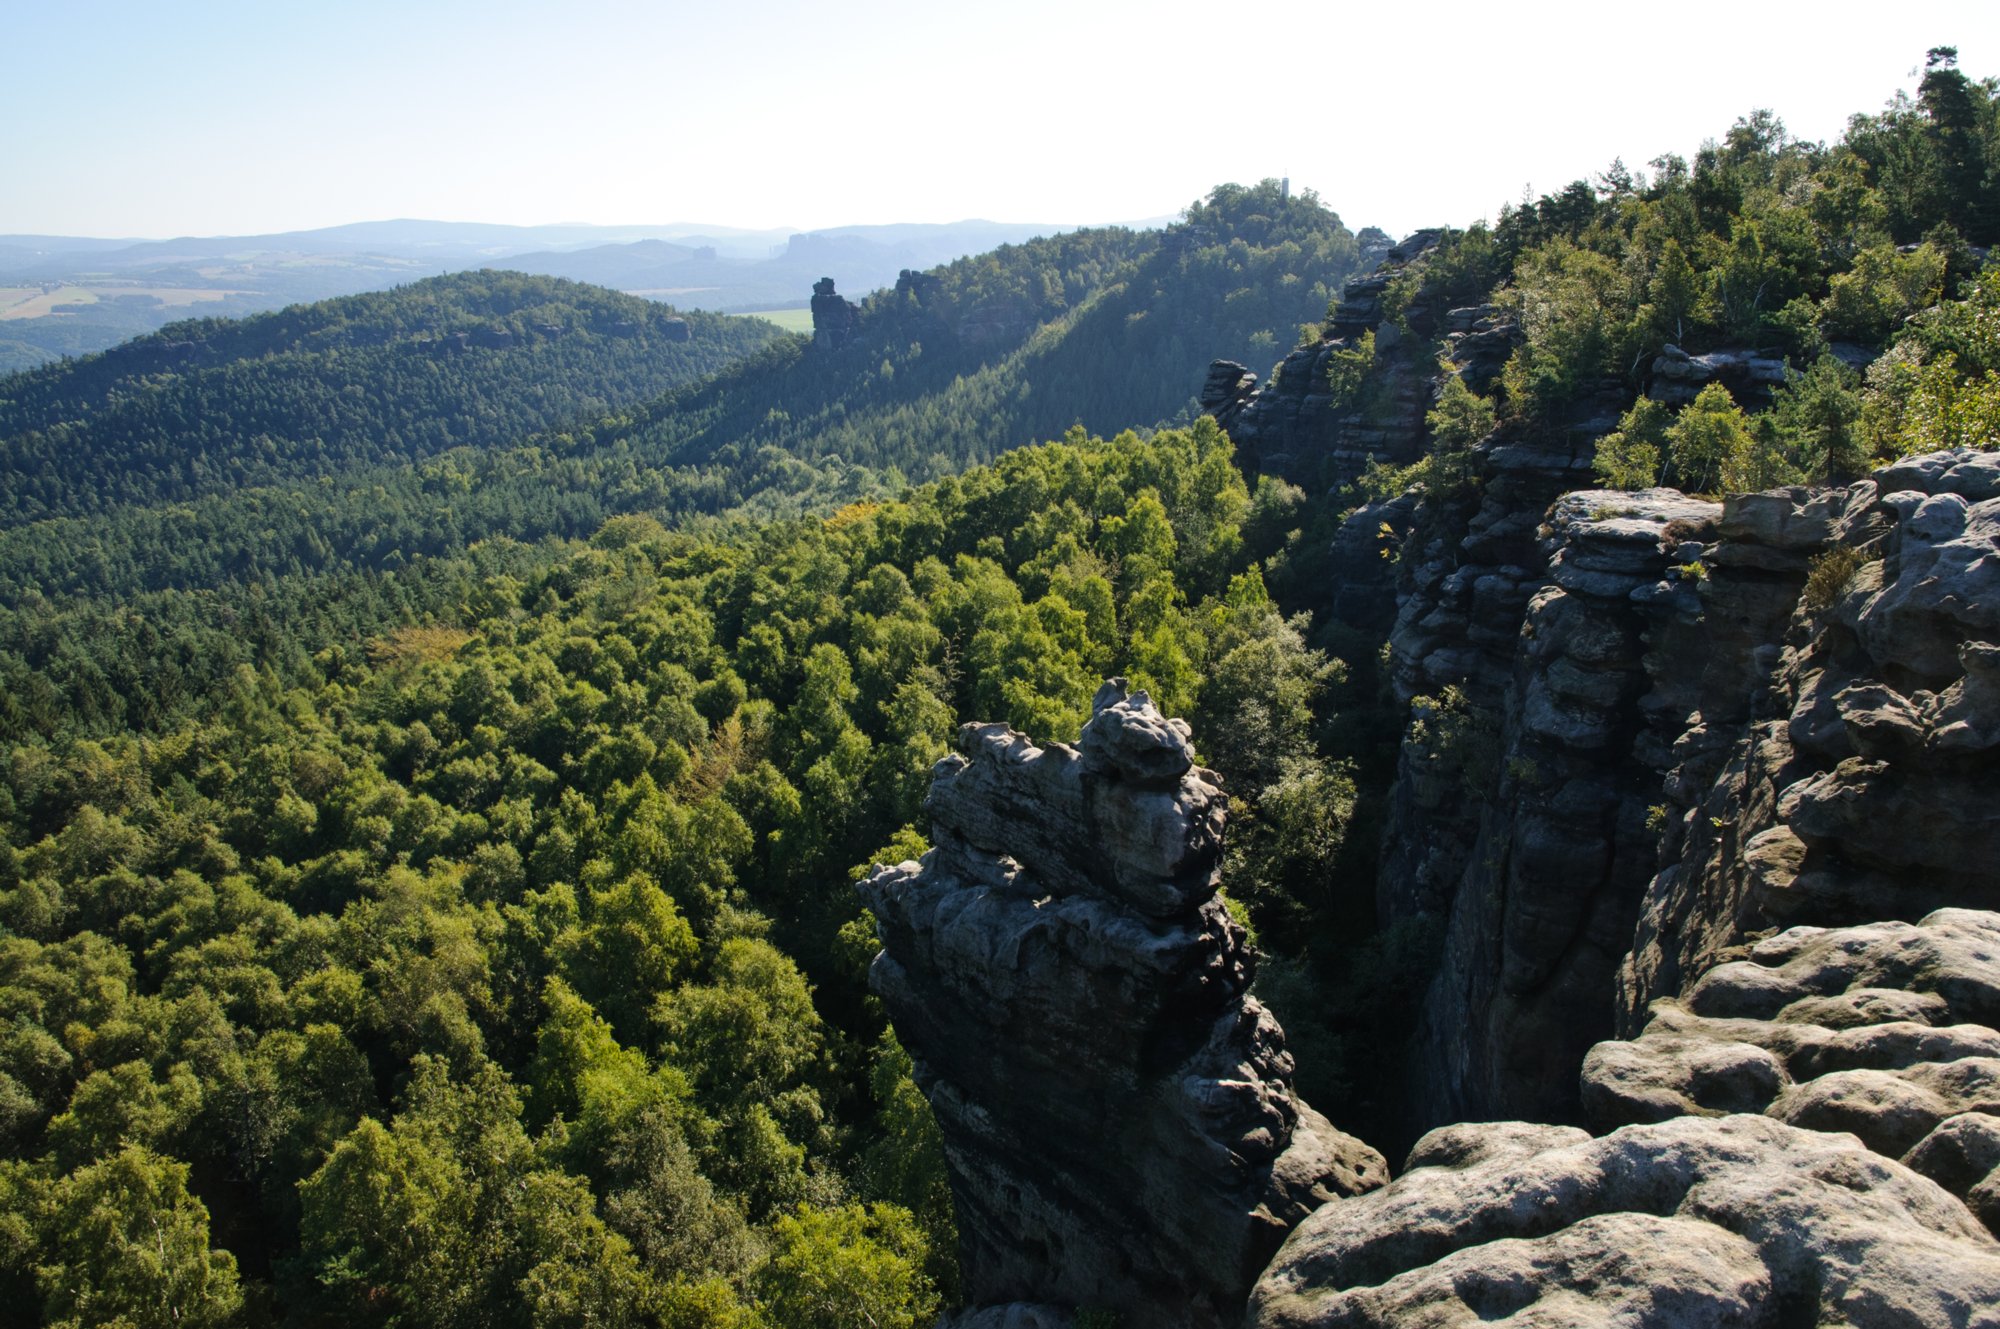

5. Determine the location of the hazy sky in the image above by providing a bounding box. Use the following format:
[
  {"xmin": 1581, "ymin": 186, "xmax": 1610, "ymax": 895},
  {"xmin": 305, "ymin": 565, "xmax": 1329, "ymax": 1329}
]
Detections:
[{"xmin": 3, "ymin": 0, "xmax": 1993, "ymax": 240}]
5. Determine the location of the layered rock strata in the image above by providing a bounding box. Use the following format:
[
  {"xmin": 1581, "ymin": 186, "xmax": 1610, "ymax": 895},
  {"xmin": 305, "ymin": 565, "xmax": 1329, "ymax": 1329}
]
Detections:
[
  {"xmin": 859, "ymin": 682, "xmax": 1385, "ymax": 1328},
  {"xmin": 1206, "ymin": 229, "xmax": 1460, "ymax": 490},
  {"xmin": 1385, "ymin": 486, "xmax": 1722, "ymax": 1128},
  {"xmin": 1249, "ymin": 1113, "xmax": 2000, "ymax": 1327},
  {"xmin": 1585, "ymin": 909, "xmax": 2000, "ymax": 1232},
  {"xmin": 1371, "ymin": 449, "xmax": 2000, "ymax": 1133},
  {"xmin": 1622, "ymin": 450, "xmax": 2000, "ymax": 1020}
]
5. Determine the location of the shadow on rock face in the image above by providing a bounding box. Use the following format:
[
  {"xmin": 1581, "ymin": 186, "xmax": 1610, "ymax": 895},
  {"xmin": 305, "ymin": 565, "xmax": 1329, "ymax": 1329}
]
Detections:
[{"xmin": 860, "ymin": 680, "xmax": 1385, "ymax": 1329}]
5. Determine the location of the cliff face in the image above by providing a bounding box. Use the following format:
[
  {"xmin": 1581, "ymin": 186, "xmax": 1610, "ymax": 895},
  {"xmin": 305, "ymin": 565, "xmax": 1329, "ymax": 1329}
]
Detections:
[
  {"xmin": 1245, "ymin": 450, "xmax": 2000, "ymax": 1327},
  {"xmin": 1204, "ymin": 230, "xmax": 1447, "ymax": 495},
  {"xmin": 861, "ymin": 225, "xmax": 2000, "ymax": 1318},
  {"xmin": 866, "ymin": 455, "xmax": 2000, "ymax": 1322},
  {"xmin": 1251, "ymin": 231, "xmax": 2000, "ymax": 1134},
  {"xmin": 1621, "ymin": 452, "xmax": 2000, "ymax": 1022},
  {"xmin": 1370, "ymin": 448, "xmax": 2000, "ymax": 1130},
  {"xmin": 859, "ymin": 683, "xmax": 1385, "ymax": 1328},
  {"xmin": 1385, "ymin": 484, "xmax": 1724, "ymax": 1127}
]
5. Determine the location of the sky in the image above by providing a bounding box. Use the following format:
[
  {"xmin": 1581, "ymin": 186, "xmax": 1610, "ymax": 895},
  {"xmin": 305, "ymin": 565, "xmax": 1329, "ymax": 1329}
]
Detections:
[{"xmin": 2, "ymin": 0, "xmax": 1994, "ymax": 241}]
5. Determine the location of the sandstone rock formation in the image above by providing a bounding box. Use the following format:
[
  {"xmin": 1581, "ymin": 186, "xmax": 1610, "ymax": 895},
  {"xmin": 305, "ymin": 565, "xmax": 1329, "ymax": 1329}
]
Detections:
[
  {"xmin": 1585, "ymin": 909, "xmax": 2000, "ymax": 1232},
  {"xmin": 1649, "ymin": 343, "xmax": 1789, "ymax": 407},
  {"xmin": 1250, "ymin": 1113, "xmax": 2000, "ymax": 1327},
  {"xmin": 1207, "ymin": 229, "xmax": 1467, "ymax": 489},
  {"xmin": 858, "ymin": 682, "xmax": 1384, "ymax": 1328},
  {"xmin": 810, "ymin": 276, "xmax": 858, "ymax": 349},
  {"xmin": 1351, "ymin": 448, "xmax": 2000, "ymax": 1134},
  {"xmin": 1622, "ymin": 450, "xmax": 2000, "ymax": 1021},
  {"xmin": 1382, "ymin": 483, "xmax": 1723, "ymax": 1129}
]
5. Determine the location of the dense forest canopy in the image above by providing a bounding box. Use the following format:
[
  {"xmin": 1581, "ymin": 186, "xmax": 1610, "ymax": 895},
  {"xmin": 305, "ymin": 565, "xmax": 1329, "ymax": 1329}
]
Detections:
[
  {"xmin": 0, "ymin": 421, "xmax": 1365, "ymax": 1327},
  {"xmin": 0, "ymin": 272, "xmax": 782, "ymax": 524},
  {"xmin": 0, "ymin": 183, "xmax": 1366, "ymax": 744}
]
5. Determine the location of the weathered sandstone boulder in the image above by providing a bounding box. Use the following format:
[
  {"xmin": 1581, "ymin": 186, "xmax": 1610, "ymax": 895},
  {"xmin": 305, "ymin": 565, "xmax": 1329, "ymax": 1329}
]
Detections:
[
  {"xmin": 1586, "ymin": 909, "xmax": 2000, "ymax": 1233},
  {"xmin": 1250, "ymin": 1113, "xmax": 2000, "ymax": 1327}
]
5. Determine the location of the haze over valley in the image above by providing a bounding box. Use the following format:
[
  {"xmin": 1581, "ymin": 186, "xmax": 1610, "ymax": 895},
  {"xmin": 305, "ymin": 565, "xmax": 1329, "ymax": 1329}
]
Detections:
[{"xmin": 0, "ymin": 217, "xmax": 1094, "ymax": 372}]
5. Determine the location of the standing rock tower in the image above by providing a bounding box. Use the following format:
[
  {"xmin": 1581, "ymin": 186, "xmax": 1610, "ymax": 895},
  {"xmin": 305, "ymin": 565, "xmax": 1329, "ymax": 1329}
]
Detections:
[{"xmin": 859, "ymin": 681, "xmax": 1385, "ymax": 1328}]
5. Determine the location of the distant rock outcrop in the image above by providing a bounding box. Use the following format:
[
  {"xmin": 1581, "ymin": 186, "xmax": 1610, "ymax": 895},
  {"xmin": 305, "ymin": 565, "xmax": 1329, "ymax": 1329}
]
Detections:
[
  {"xmin": 1649, "ymin": 343, "xmax": 1790, "ymax": 407},
  {"xmin": 859, "ymin": 682, "xmax": 1385, "ymax": 1329},
  {"xmin": 809, "ymin": 276, "xmax": 858, "ymax": 349},
  {"xmin": 1205, "ymin": 229, "xmax": 1471, "ymax": 491}
]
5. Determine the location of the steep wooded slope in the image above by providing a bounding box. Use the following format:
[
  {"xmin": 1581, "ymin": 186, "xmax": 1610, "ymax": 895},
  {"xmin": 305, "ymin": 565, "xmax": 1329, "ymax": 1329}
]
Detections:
[{"xmin": 0, "ymin": 271, "xmax": 778, "ymax": 523}]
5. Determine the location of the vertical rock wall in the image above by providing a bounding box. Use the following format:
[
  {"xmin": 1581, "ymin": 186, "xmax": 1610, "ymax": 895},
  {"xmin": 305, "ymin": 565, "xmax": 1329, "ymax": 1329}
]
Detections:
[
  {"xmin": 1389, "ymin": 487, "xmax": 1724, "ymax": 1126},
  {"xmin": 1621, "ymin": 451, "xmax": 2000, "ymax": 1022},
  {"xmin": 859, "ymin": 683, "xmax": 1385, "ymax": 1328}
]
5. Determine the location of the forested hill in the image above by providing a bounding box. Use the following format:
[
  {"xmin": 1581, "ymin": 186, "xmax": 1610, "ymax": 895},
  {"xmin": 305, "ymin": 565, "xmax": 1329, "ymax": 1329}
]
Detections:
[
  {"xmin": 0, "ymin": 183, "xmax": 1367, "ymax": 610},
  {"xmin": 0, "ymin": 182, "xmax": 1370, "ymax": 743},
  {"xmin": 0, "ymin": 272, "xmax": 782, "ymax": 524},
  {"xmin": 0, "ymin": 422, "xmax": 1338, "ymax": 1329},
  {"xmin": 608, "ymin": 182, "xmax": 1376, "ymax": 485}
]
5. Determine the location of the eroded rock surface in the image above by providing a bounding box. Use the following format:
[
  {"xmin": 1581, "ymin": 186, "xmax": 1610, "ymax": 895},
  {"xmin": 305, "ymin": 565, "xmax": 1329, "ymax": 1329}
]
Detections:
[
  {"xmin": 1367, "ymin": 449, "xmax": 2000, "ymax": 1134},
  {"xmin": 859, "ymin": 682, "xmax": 1384, "ymax": 1328},
  {"xmin": 1585, "ymin": 909, "xmax": 2000, "ymax": 1232},
  {"xmin": 1385, "ymin": 485, "xmax": 1722, "ymax": 1129},
  {"xmin": 1623, "ymin": 452, "xmax": 2000, "ymax": 1021},
  {"xmin": 1250, "ymin": 1114, "xmax": 2000, "ymax": 1328},
  {"xmin": 1208, "ymin": 229, "xmax": 1463, "ymax": 490}
]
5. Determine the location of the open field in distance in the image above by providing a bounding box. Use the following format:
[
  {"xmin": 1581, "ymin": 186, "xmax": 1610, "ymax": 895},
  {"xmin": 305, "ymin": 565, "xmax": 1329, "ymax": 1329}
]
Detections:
[{"xmin": 732, "ymin": 307, "xmax": 813, "ymax": 332}]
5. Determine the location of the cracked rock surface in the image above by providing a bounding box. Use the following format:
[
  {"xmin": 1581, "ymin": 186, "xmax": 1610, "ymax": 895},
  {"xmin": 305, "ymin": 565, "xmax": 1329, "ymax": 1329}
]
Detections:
[
  {"xmin": 1586, "ymin": 909, "xmax": 2000, "ymax": 1234},
  {"xmin": 1250, "ymin": 1113, "xmax": 2000, "ymax": 1328},
  {"xmin": 859, "ymin": 682, "xmax": 1384, "ymax": 1328}
]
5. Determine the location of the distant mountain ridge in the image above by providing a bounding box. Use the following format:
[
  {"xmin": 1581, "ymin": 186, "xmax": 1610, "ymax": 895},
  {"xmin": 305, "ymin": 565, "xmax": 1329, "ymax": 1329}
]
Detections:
[
  {"xmin": 494, "ymin": 220, "xmax": 1082, "ymax": 311},
  {"xmin": 0, "ymin": 180, "xmax": 1367, "ymax": 613},
  {"xmin": 0, "ymin": 217, "xmax": 1091, "ymax": 372},
  {"xmin": 0, "ymin": 270, "xmax": 784, "ymax": 524}
]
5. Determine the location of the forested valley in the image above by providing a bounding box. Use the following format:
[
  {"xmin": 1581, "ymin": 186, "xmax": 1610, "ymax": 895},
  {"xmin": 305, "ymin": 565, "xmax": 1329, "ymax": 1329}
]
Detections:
[
  {"xmin": 0, "ymin": 183, "xmax": 1364, "ymax": 743},
  {"xmin": 0, "ymin": 184, "xmax": 1376, "ymax": 1327},
  {"xmin": 3, "ymin": 47, "xmax": 2000, "ymax": 1329}
]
